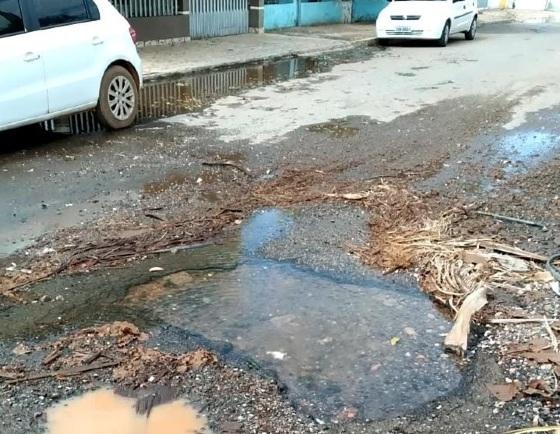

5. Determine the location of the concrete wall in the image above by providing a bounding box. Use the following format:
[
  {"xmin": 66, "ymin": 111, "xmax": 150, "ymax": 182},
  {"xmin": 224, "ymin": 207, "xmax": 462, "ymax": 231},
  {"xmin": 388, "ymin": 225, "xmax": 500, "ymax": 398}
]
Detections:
[
  {"xmin": 264, "ymin": 1, "xmax": 298, "ymax": 30},
  {"xmin": 352, "ymin": 0, "xmax": 387, "ymax": 22},
  {"xmin": 298, "ymin": 0, "xmax": 348, "ymax": 26}
]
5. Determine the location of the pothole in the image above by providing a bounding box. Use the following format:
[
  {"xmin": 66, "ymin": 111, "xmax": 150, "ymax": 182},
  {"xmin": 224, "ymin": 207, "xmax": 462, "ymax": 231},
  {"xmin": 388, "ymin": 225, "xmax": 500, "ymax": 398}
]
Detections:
[{"xmin": 122, "ymin": 209, "xmax": 463, "ymax": 420}]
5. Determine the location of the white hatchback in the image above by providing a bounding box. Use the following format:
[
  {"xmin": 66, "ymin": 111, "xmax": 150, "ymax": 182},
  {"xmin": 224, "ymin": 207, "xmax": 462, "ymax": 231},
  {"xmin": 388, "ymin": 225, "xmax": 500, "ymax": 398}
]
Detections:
[
  {"xmin": 0, "ymin": 0, "xmax": 142, "ymax": 132},
  {"xmin": 376, "ymin": 0, "xmax": 478, "ymax": 47}
]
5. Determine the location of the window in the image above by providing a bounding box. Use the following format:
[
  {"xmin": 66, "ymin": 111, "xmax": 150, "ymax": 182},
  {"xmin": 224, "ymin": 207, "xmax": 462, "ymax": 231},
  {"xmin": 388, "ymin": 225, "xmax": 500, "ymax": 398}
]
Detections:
[
  {"xmin": 33, "ymin": 0, "xmax": 89, "ymax": 28},
  {"xmin": 0, "ymin": 0, "xmax": 24, "ymax": 37}
]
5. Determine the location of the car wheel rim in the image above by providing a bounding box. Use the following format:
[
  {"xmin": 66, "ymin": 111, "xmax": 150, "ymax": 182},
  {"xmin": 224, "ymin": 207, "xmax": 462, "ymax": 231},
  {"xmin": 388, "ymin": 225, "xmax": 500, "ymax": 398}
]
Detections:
[
  {"xmin": 472, "ymin": 19, "xmax": 477, "ymax": 35},
  {"xmin": 108, "ymin": 76, "xmax": 135, "ymax": 121},
  {"xmin": 444, "ymin": 26, "xmax": 449, "ymax": 42}
]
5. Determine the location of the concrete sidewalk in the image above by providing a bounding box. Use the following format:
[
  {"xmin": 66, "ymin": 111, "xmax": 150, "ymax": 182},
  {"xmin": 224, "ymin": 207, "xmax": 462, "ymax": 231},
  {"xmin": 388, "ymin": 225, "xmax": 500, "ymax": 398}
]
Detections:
[
  {"xmin": 139, "ymin": 10, "xmax": 560, "ymax": 81},
  {"xmin": 140, "ymin": 23, "xmax": 375, "ymax": 80}
]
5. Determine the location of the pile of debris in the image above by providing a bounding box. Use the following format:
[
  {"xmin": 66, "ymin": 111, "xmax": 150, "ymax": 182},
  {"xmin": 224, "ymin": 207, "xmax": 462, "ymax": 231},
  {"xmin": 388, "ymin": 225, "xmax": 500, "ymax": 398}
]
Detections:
[{"xmin": 1, "ymin": 321, "xmax": 217, "ymax": 387}]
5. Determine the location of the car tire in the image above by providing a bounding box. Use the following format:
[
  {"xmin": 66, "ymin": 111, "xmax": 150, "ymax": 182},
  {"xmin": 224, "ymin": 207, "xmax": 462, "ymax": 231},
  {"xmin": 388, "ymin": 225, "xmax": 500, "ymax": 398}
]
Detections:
[
  {"xmin": 465, "ymin": 16, "xmax": 477, "ymax": 40},
  {"xmin": 438, "ymin": 22, "xmax": 450, "ymax": 47},
  {"xmin": 96, "ymin": 65, "xmax": 139, "ymax": 130},
  {"xmin": 377, "ymin": 38, "xmax": 390, "ymax": 47}
]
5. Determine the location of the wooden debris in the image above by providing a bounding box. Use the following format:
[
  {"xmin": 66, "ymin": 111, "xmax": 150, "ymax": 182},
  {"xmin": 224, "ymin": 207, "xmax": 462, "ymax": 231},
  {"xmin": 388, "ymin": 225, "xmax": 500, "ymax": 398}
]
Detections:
[
  {"xmin": 490, "ymin": 318, "xmax": 558, "ymax": 325},
  {"xmin": 144, "ymin": 213, "xmax": 165, "ymax": 222},
  {"xmin": 43, "ymin": 348, "xmax": 62, "ymax": 366},
  {"xmin": 479, "ymin": 241, "xmax": 548, "ymax": 262},
  {"xmin": 6, "ymin": 361, "xmax": 119, "ymax": 384},
  {"xmin": 326, "ymin": 192, "xmax": 370, "ymax": 200},
  {"xmin": 444, "ymin": 287, "xmax": 488, "ymax": 356},
  {"xmin": 505, "ymin": 427, "xmax": 560, "ymax": 434}
]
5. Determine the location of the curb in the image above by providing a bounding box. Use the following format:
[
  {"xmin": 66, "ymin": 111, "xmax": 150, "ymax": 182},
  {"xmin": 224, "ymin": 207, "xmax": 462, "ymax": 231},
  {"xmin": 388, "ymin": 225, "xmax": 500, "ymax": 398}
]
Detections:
[{"xmin": 141, "ymin": 37, "xmax": 376, "ymax": 82}]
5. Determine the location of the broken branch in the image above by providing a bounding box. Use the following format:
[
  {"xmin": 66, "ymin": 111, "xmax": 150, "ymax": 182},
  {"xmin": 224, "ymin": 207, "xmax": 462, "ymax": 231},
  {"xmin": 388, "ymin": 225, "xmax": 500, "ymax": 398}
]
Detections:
[
  {"xmin": 474, "ymin": 211, "xmax": 548, "ymax": 231},
  {"xmin": 6, "ymin": 361, "xmax": 119, "ymax": 384},
  {"xmin": 444, "ymin": 287, "xmax": 488, "ymax": 356}
]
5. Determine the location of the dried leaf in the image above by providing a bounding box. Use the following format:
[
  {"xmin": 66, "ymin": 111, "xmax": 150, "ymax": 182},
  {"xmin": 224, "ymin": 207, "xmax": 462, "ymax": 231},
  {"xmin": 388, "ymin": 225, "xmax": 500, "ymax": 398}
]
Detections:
[
  {"xmin": 523, "ymin": 379, "xmax": 553, "ymax": 398},
  {"xmin": 519, "ymin": 351, "xmax": 560, "ymax": 365},
  {"xmin": 487, "ymin": 383, "xmax": 519, "ymax": 402}
]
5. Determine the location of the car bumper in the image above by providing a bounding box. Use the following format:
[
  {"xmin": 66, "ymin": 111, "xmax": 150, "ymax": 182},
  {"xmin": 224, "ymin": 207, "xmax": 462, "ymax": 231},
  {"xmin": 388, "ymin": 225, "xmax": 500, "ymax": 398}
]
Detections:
[{"xmin": 376, "ymin": 27, "xmax": 441, "ymax": 40}]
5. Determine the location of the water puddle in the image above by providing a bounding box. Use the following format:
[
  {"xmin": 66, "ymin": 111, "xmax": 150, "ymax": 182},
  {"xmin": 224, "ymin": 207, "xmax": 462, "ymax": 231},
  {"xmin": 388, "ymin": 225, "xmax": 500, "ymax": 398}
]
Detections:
[
  {"xmin": 307, "ymin": 120, "xmax": 360, "ymax": 138},
  {"xmin": 39, "ymin": 46, "xmax": 379, "ymax": 135},
  {"xmin": 46, "ymin": 388, "xmax": 210, "ymax": 434},
  {"xmin": 122, "ymin": 209, "xmax": 462, "ymax": 420},
  {"xmin": 501, "ymin": 131, "xmax": 560, "ymax": 168}
]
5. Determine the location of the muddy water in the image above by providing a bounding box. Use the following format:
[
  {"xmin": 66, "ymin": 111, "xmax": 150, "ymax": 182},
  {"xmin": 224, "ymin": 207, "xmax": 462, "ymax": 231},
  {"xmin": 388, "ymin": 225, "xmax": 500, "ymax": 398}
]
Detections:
[
  {"xmin": 123, "ymin": 209, "xmax": 462, "ymax": 420},
  {"xmin": 38, "ymin": 46, "xmax": 379, "ymax": 135},
  {"xmin": 46, "ymin": 389, "xmax": 209, "ymax": 434}
]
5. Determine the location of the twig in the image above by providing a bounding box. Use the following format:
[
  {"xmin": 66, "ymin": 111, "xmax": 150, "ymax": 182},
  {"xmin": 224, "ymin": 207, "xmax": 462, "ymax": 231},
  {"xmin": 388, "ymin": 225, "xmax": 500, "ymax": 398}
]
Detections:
[
  {"xmin": 364, "ymin": 171, "xmax": 420, "ymax": 181},
  {"xmin": 490, "ymin": 318, "xmax": 554, "ymax": 325},
  {"xmin": 83, "ymin": 351, "xmax": 103, "ymax": 365},
  {"xmin": 6, "ymin": 361, "xmax": 119, "ymax": 384},
  {"xmin": 202, "ymin": 161, "xmax": 251, "ymax": 176},
  {"xmin": 42, "ymin": 348, "xmax": 62, "ymax": 366},
  {"xmin": 543, "ymin": 318, "xmax": 559, "ymax": 353},
  {"xmin": 474, "ymin": 211, "xmax": 548, "ymax": 231},
  {"xmin": 144, "ymin": 213, "xmax": 165, "ymax": 222}
]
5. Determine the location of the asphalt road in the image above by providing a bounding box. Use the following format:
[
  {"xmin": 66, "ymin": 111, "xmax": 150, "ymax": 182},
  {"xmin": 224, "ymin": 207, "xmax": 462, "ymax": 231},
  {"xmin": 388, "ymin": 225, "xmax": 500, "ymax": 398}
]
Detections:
[{"xmin": 1, "ymin": 21, "xmax": 559, "ymax": 256}]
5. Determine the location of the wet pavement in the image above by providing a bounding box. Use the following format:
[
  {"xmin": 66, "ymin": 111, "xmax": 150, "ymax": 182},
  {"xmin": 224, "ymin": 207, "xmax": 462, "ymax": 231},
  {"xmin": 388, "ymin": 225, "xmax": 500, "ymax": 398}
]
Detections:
[{"xmin": 1, "ymin": 20, "xmax": 560, "ymax": 434}]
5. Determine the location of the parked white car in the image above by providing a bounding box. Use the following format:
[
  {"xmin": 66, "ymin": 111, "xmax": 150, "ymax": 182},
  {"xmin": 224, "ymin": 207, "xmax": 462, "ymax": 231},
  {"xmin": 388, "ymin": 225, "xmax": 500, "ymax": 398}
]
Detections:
[
  {"xmin": 376, "ymin": 0, "xmax": 478, "ymax": 47},
  {"xmin": 0, "ymin": 0, "xmax": 142, "ymax": 132}
]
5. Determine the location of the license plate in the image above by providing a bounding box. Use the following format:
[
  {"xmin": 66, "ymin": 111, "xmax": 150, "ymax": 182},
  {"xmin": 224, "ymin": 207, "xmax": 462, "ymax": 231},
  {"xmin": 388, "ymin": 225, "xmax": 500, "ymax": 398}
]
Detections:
[{"xmin": 396, "ymin": 26, "xmax": 411, "ymax": 32}]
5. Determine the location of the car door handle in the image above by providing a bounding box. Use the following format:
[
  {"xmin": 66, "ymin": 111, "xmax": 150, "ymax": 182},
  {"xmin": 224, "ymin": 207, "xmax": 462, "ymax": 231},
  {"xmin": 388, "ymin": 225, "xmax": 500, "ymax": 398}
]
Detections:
[
  {"xmin": 92, "ymin": 36, "xmax": 104, "ymax": 46},
  {"xmin": 24, "ymin": 52, "xmax": 40, "ymax": 62}
]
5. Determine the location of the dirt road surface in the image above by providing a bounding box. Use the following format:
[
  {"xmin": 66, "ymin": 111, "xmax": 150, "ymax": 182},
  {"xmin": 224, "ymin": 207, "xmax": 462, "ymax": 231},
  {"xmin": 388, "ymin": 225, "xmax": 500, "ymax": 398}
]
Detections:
[{"xmin": 1, "ymin": 21, "xmax": 560, "ymax": 434}]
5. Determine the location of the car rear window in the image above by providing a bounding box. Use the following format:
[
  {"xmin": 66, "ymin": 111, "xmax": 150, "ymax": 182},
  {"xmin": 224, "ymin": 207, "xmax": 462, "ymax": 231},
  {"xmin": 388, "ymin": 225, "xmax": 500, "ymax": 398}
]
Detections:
[
  {"xmin": 33, "ymin": 0, "xmax": 90, "ymax": 28},
  {"xmin": 0, "ymin": 0, "xmax": 24, "ymax": 37}
]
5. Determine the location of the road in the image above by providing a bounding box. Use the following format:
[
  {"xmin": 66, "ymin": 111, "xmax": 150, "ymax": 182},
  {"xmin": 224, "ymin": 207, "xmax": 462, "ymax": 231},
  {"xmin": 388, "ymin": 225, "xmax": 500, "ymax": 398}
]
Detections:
[
  {"xmin": 1, "ymin": 21, "xmax": 560, "ymax": 434},
  {"xmin": 1, "ymin": 22, "xmax": 559, "ymax": 257}
]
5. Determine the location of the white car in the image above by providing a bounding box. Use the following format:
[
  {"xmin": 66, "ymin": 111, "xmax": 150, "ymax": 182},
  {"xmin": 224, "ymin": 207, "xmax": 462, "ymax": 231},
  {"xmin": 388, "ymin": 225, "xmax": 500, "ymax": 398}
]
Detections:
[
  {"xmin": 0, "ymin": 0, "xmax": 142, "ymax": 132},
  {"xmin": 376, "ymin": 0, "xmax": 478, "ymax": 47}
]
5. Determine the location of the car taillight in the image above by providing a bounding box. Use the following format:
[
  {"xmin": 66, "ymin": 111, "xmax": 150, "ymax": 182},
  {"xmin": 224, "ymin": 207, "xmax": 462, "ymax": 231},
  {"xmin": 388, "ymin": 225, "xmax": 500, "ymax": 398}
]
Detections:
[{"xmin": 129, "ymin": 26, "xmax": 137, "ymax": 43}]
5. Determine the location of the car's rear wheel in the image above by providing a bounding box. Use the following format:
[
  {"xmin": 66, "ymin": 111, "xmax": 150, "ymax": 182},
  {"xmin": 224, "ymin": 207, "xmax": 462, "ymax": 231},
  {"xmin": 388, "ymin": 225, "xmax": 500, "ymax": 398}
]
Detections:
[
  {"xmin": 465, "ymin": 16, "xmax": 477, "ymax": 40},
  {"xmin": 438, "ymin": 22, "xmax": 450, "ymax": 47},
  {"xmin": 96, "ymin": 66, "xmax": 139, "ymax": 130}
]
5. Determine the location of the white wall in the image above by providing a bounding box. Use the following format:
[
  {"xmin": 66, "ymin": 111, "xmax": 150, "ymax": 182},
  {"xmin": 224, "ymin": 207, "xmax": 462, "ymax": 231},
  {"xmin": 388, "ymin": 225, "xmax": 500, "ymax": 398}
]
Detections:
[
  {"xmin": 515, "ymin": 0, "xmax": 548, "ymax": 9},
  {"xmin": 486, "ymin": 0, "xmax": 560, "ymax": 9}
]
